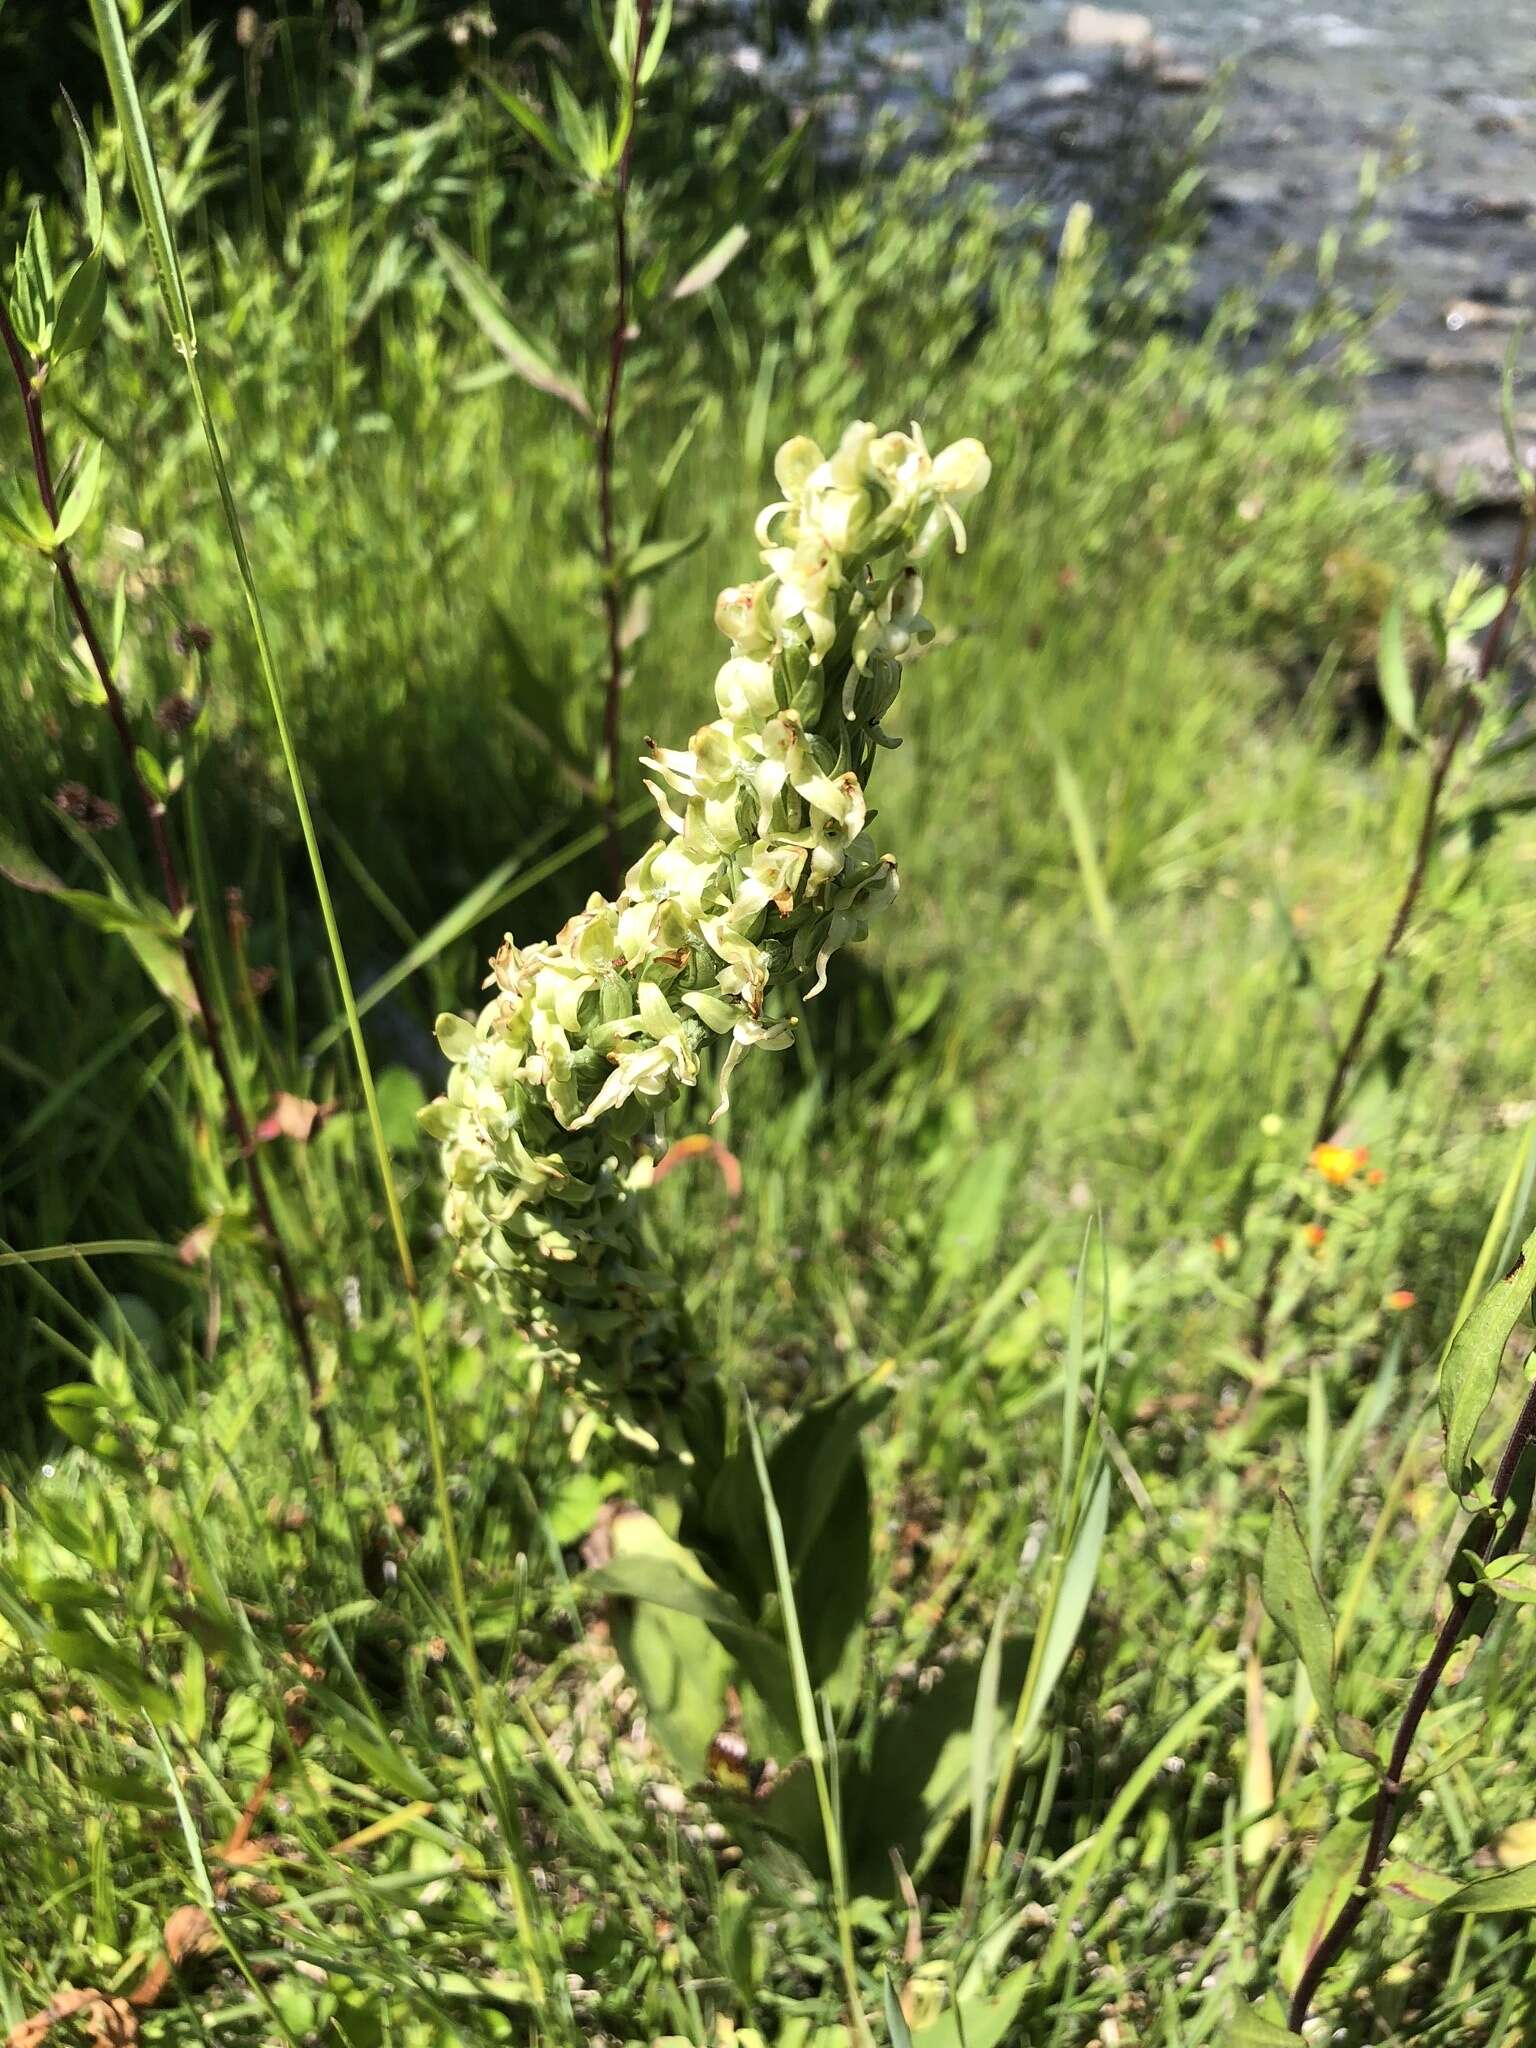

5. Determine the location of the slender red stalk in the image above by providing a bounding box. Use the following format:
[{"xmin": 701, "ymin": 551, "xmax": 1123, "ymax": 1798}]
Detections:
[
  {"xmin": 596, "ymin": 0, "xmax": 653, "ymax": 896},
  {"xmin": 1282, "ymin": 500, "xmax": 1536, "ymax": 2025},
  {"xmin": 1253, "ymin": 505, "xmax": 1536, "ymax": 1353},
  {"xmin": 1287, "ymin": 1366, "xmax": 1536, "ymax": 2024},
  {"xmin": 0, "ymin": 293, "xmax": 334, "ymax": 1465}
]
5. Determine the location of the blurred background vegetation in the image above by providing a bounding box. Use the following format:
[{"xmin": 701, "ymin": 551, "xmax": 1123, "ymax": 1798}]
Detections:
[{"xmin": 5, "ymin": 3, "xmax": 1536, "ymax": 2043}]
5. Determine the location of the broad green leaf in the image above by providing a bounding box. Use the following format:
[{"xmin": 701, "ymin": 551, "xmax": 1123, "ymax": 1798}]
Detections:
[
  {"xmin": 78, "ymin": 1770, "xmax": 174, "ymax": 1812},
  {"xmin": 1278, "ymin": 1819, "xmax": 1368, "ymax": 1991},
  {"xmin": 48, "ymin": 887, "xmax": 178, "ymax": 943},
  {"xmin": 853, "ymin": 1636, "xmax": 1032, "ymax": 1890},
  {"xmin": 671, "ymin": 225, "xmax": 750, "ymax": 300},
  {"xmin": 584, "ymin": 1553, "xmax": 762, "ymax": 1642},
  {"xmin": 423, "ymin": 221, "xmax": 590, "ymax": 419},
  {"xmin": 376, "ymin": 1065, "xmax": 428, "ymax": 1153},
  {"xmin": 910, "ymin": 1967, "xmax": 1030, "ymax": 2048},
  {"xmin": 603, "ymin": 1509, "xmax": 732, "ymax": 1778},
  {"xmin": 1377, "ymin": 593, "xmax": 1417, "ymax": 740},
  {"xmin": 1445, "ymin": 1857, "xmax": 1536, "ymax": 1914},
  {"xmin": 1262, "ymin": 1491, "xmax": 1335, "ymax": 1729},
  {"xmin": 1439, "ymin": 1223, "xmax": 1536, "ymax": 1494},
  {"xmin": 765, "ymin": 1375, "xmax": 891, "ymax": 1581}
]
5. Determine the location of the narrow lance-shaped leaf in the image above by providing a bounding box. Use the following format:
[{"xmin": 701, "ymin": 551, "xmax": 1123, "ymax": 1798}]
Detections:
[
  {"xmin": 1278, "ymin": 1819, "xmax": 1368, "ymax": 1993},
  {"xmin": 52, "ymin": 440, "xmax": 104, "ymax": 546},
  {"xmin": 50, "ymin": 246, "xmax": 108, "ymax": 361},
  {"xmin": 1444, "ymin": 1857, "xmax": 1536, "ymax": 1915},
  {"xmin": 967, "ymin": 1587, "xmax": 1014, "ymax": 1883},
  {"xmin": 1015, "ymin": 1462, "xmax": 1111, "ymax": 1759},
  {"xmin": 1261, "ymin": 1491, "xmax": 1335, "ymax": 1728},
  {"xmin": 422, "ymin": 220, "xmax": 591, "ymax": 420},
  {"xmin": 883, "ymin": 1973, "xmax": 914, "ymax": 2048},
  {"xmin": 671, "ymin": 225, "xmax": 750, "ymax": 301},
  {"xmin": 1439, "ymin": 1221, "xmax": 1536, "ymax": 1495},
  {"xmin": 482, "ymin": 76, "xmax": 573, "ymax": 171},
  {"xmin": 62, "ymin": 91, "xmax": 103, "ymax": 245},
  {"xmin": 638, "ymin": 0, "xmax": 674, "ymax": 83}
]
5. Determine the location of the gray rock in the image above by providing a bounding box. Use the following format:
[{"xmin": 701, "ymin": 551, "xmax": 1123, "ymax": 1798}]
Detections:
[
  {"xmin": 1429, "ymin": 428, "xmax": 1536, "ymax": 512},
  {"xmin": 1037, "ymin": 69, "xmax": 1096, "ymax": 101},
  {"xmin": 1063, "ymin": 5, "xmax": 1155, "ymax": 54},
  {"xmin": 1153, "ymin": 60, "xmax": 1211, "ymax": 91},
  {"xmin": 1208, "ymin": 170, "xmax": 1287, "ymax": 211},
  {"xmin": 1443, "ymin": 298, "xmax": 1523, "ymax": 332}
]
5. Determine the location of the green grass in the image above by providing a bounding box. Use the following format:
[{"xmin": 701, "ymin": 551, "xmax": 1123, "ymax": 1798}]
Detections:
[{"xmin": 5, "ymin": 8, "xmax": 1536, "ymax": 2046}]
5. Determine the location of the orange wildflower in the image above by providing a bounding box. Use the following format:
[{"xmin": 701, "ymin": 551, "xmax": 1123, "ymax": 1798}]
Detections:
[
  {"xmin": 1303, "ymin": 1223, "xmax": 1327, "ymax": 1249},
  {"xmin": 1311, "ymin": 1142, "xmax": 1368, "ymax": 1187},
  {"xmin": 1386, "ymin": 1288, "xmax": 1417, "ymax": 1311},
  {"xmin": 1366, "ymin": 1167, "xmax": 1385, "ymax": 1186}
]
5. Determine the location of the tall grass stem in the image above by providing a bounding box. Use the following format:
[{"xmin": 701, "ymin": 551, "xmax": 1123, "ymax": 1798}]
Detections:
[{"xmin": 85, "ymin": 0, "xmax": 546, "ymax": 1990}]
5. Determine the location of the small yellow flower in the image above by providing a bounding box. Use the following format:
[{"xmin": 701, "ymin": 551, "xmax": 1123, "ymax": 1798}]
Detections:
[{"xmin": 1311, "ymin": 1142, "xmax": 1367, "ymax": 1187}]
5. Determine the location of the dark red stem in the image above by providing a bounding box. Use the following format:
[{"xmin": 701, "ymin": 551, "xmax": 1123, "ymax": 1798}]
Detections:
[
  {"xmin": 1287, "ymin": 1367, "xmax": 1536, "ymax": 2025},
  {"xmin": 596, "ymin": 0, "xmax": 653, "ymax": 896},
  {"xmin": 0, "ymin": 293, "xmax": 333, "ymax": 1464}
]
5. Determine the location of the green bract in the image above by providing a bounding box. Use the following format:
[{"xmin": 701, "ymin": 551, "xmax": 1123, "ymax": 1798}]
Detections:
[{"xmin": 427, "ymin": 419, "xmax": 990, "ymax": 1441}]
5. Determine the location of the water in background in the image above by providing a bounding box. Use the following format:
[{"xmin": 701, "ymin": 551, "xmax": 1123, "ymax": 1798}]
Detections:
[{"xmin": 732, "ymin": 0, "xmax": 1536, "ymax": 507}]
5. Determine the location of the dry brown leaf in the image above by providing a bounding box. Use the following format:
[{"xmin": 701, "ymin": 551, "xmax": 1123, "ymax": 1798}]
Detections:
[
  {"xmin": 176, "ymin": 1216, "xmax": 223, "ymax": 1266},
  {"xmin": 161, "ymin": 1906, "xmax": 219, "ymax": 1969},
  {"xmin": 7, "ymin": 1988, "xmax": 138, "ymax": 2048},
  {"xmin": 83, "ymin": 1998, "xmax": 137, "ymax": 2047}
]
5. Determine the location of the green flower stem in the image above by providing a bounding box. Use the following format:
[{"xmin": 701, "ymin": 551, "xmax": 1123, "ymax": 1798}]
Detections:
[{"xmin": 596, "ymin": 0, "xmax": 655, "ymax": 894}]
